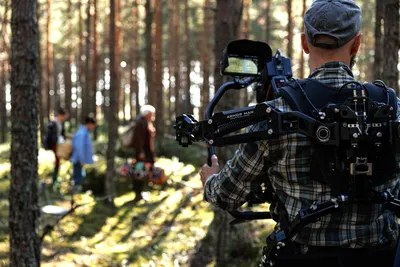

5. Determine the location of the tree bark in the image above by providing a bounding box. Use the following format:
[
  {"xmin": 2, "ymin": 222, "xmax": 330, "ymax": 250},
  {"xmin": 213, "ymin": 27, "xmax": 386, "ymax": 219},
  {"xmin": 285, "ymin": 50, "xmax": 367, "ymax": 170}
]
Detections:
[
  {"xmin": 105, "ymin": 0, "xmax": 120, "ymax": 206},
  {"xmin": 374, "ymin": 0, "xmax": 384, "ymax": 80},
  {"xmin": 167, "ymin": 0, "xmax": 174, "ymax": 118},
  {"xmin": 64, "ymin": 0, "xmax": 73, "ymax": 122},
  {"xmin": 82, "ymin": 0, "xmax": 92, "ymax": 121},
  {"xmin": 183, "ymin": 0, "xmax": 192, "ymax": 114},
  {"xmin": 145, "ymin": 0, "xmax": 153, "ymax": 105},
  {"xmin": 77, "ymin": 0, "xmax": 84, "ymax": 124},
  {"xmin": 46, "ymin": 0, "xmax": 53, "ymax": 118},
  {"xmin": 239, "ymin": 0, "xmax": 251, "ymax": 107},
  {"xmin": 286, "ymin": 0, "xmax": 293, "ymax": 59},
  {"xmin": 299, "ymin": 0, "xmax": 306, "ymax": 79},
  {"xmin": 116, "ymin": 0, "xmax": 124, "ymax": 123},
  {"xmin": 91, "ymin": 0, "xmax": 98, "ymax": 138},
  {"xmin": 9, "ymin": 0, "xmax": 41, "ymax": 265},
  {"xmin": 174, "ymin": 0, "xmax": 181, "ymax": 117},
  {"xmin": 200, "ymin": 0, "xmax": 211, "ymax": 120},
  {"xmin": 154, "ymin": 0, "xmax": 164, "ymax": 136},
  {"xmin": 382, "ymin": 0, "xmax": 399, "ymax": 92},
  {"xmin": 211, "ymin": 2, "xmax": 255, "ymax": 266},
  {"xmin": 130, "ymin": 0, "xmax": 140, "ymax": 119}
]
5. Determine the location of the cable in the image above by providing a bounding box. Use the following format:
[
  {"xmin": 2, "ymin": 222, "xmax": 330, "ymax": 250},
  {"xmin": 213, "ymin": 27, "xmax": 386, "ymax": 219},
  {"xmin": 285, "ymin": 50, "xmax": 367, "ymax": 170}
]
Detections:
[{"xmin": 290, "ymin": 78, "xmax": 321, "ymax": 117}]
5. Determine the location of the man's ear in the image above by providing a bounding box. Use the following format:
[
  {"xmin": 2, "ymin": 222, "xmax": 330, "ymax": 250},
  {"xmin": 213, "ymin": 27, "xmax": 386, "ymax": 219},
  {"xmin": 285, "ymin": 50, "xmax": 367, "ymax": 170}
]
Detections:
[
  {"xmin": 350, "ymin": 33, "xmax": 362, "ymax": 56},
  {"xmin": 301, "ymin": 33, "xmax": 310, "ymax": 54}
]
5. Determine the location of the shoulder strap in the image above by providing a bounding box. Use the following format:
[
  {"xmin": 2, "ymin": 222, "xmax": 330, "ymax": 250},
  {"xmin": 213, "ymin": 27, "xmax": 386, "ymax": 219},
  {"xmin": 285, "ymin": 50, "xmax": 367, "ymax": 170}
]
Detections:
[
  {"xmin": 278, "ymin": 79, "xmax": 309, "ymax": 113},
  {"xmin": 363, "ymin": 82, "xmax": 398, "ymax": 116}
]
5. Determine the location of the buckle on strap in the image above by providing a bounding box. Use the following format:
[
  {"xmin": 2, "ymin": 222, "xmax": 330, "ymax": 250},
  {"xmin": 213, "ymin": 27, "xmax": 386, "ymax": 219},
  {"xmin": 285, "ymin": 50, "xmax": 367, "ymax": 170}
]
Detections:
[{"xmin": 350, "ymin": 157, "xmax": 373, "ymax": 176}]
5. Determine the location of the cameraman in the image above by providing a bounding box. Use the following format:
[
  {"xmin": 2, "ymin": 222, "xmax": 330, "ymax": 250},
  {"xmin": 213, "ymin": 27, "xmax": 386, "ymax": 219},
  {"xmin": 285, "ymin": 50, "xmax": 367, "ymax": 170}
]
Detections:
[{"xmin": 200, "ymin": 0, "xmax": 399, "ymax": 266}]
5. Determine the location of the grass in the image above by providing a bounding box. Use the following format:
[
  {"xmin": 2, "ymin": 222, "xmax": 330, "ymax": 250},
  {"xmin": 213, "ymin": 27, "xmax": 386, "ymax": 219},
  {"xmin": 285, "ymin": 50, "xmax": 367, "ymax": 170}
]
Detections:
[{"xmin": 0, "ymin": 142, "xmax": 275, "ymax": 267}]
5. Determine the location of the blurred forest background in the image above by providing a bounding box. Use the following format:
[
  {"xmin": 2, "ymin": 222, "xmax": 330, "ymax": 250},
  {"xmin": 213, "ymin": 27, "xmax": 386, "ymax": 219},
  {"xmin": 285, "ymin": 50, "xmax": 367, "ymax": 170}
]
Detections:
[{"xmin": 0, "ymin": 0, "xmax": 399, "ymax": 267}]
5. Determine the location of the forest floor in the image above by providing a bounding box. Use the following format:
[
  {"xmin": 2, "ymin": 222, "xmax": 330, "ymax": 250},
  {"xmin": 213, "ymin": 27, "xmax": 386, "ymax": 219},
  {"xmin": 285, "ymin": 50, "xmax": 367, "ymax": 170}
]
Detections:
[{"xmin": 0, "ymin": 142, "xmax": 274, "ymax": 267}]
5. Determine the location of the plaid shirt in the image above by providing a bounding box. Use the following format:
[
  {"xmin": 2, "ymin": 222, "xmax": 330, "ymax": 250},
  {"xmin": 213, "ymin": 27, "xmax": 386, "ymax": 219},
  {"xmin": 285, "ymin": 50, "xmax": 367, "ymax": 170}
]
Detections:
[{"xmin": 204, "ymin": 62, "xmax": 400, "ymax": 250}]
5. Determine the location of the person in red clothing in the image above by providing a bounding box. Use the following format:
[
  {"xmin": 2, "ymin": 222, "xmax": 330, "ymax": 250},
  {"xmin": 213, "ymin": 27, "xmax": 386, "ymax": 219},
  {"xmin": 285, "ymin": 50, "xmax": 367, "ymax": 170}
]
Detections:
[{"xmin": 130, "ymin": 105, "xmax": 156, "ymax": 201}]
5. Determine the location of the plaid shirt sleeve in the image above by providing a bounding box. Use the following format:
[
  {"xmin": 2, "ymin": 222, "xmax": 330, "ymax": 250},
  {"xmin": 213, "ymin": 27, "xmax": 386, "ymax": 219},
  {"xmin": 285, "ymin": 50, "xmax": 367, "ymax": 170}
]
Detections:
[{"xmin": 203, "ymin": 120, "xmax": 270, "ymax": 210}]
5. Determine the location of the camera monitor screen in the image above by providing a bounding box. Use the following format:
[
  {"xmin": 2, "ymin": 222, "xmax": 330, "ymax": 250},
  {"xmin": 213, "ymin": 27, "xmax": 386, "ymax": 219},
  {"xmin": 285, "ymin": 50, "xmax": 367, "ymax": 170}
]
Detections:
[{"xmin": 223, "ymin": 56, "xmax": 259, "ymax": 76}]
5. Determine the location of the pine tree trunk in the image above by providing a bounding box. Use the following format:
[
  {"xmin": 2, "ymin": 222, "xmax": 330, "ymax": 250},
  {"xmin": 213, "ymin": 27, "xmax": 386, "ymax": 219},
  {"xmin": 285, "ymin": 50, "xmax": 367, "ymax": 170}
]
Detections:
[
  {"xmin": 77, "ymin": 0, "xmax": 84, "ymax": 124},
  {"xmin": 286, "ymin": 0, "xmax": 293, "ymax": 59},
  {"xmin": 239, "ymin": 0, "xmax": 251, "ymax": 107},
  {"xmin": 154, "ymin": 0, "xmax": 163, "ymax": 136},
  {"xmin": 184, "ymin": 0, "xmax": 192, "ymax": 114},
  {"xmin": 174, "ymin": 0, "xmax": 181, "ymax": 117},
  {"xmin": 145, "ymin": 0, "xmax": 153, "ymax": 105},
  {"xmin": 130, "ymin": 0, "xmax": 140, "ymax": 119},
  {"xmin": 200, "ymin": 0, "xmax": 211, "ymax": 120},
  {"xmin": 134, "ymin": 0, "xmax": 140, "ymax": 117},
  {"xmin": 211, "ymin": 1, "xmax": 255, "ymax": 266},
  {"xmin": 299, "ymin": 0, "xmax": 306, "ymax": 79},
  {"xmin": 116, "ymin": 0, "xmax": 124, "ymax": 123},
  {"xmin": 64, "ymin": 0, "xmax": 73, "ymax": 123},
  {"xmin": 91, "ymin": 0, "xmax": 98, "ymax": 138},
  {"xmin": 9, "ymin": 0, "xmax": 41, "ymax": 265},
  {"xmin": 168, "ymin": 0, "xmax": 174, "ymax": 118},
  {"xmin": 382, "ymin": 0, "xmax": 399, "ymax": 92},
  {"xmin": 82, "ymin": 0, "xmax": 92, "ymax": 121},
  {"xmin": 374, "ymin": 0, "xmax": 384, "ymax": 80},
  {"xmin": 46, "ymin": 0, "xmax": 53, "ymax": 118},
  {"xmin": 105, "ymin": 0, "xmax": 120, "ymax": 206}
]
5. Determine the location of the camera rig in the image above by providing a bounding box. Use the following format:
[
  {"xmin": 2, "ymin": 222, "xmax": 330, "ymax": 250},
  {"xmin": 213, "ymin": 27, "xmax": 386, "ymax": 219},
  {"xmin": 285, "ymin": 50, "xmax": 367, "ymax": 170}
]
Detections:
[{"xmin": 174, "ymin": 39, "xmax": 400, "ymax": 266}]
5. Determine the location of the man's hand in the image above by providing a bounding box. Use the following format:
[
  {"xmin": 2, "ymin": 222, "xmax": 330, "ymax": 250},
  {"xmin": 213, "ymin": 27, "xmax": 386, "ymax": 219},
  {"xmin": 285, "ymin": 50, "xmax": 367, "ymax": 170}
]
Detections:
[{"xmin": 200, "ymin": 155, "xmax": 220, "ymax": 186}]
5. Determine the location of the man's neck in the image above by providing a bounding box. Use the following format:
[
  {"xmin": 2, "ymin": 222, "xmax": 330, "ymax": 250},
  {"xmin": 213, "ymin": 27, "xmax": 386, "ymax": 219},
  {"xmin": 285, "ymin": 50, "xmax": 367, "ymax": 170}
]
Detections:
[{"xmin": 309, "ymin": 55, "xmax": 350, "ymax": 73}]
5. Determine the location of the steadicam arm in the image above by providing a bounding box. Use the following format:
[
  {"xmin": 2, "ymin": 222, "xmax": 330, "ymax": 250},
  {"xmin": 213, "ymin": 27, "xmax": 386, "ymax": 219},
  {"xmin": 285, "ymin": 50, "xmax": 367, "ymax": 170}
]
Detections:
[{"xmin": 175, "ymin": 102, "xmax": 317, "ymax": 148}]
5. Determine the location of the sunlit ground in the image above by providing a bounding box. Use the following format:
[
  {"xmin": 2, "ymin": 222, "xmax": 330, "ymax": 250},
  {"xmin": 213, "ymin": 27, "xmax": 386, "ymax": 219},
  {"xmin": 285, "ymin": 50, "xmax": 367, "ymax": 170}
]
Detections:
[{"xmin": 0, "ymin": 144, "xmax": 274, "ymax": 267}]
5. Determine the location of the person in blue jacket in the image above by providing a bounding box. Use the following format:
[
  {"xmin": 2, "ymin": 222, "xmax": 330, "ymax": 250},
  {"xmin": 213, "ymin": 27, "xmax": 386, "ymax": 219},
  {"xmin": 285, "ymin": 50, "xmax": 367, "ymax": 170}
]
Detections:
[{"xmin": 70, "ymin": 116, "xmax": 97, "ymax": 191}]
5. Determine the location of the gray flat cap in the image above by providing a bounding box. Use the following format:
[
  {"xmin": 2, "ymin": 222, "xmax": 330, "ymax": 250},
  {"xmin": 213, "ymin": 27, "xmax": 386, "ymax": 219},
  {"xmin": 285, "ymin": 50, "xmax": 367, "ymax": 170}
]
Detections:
[{"xmin": 304, "ymin": 0, "xmax": 362, "ymax": 49}]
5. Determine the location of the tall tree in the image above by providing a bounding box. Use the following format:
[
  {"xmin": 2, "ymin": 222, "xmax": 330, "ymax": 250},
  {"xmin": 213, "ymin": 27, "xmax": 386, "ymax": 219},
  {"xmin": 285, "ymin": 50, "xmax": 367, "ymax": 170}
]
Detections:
[
  {"xmin": 105, "ymin": 0, "xmax": 121, "ymax": 206},
  {"xmin": 183, "ymin": 0, "xmax": 192, "ymax": 114},
  {"xmin": 9, "ymin": 0, "xmax": 41, "ymax": 265},
  {"xmin": 64, "ymin": 0, "xmax": 73, "ymax": 121},
  {"xmin": 116, "ymin": 0, "xmax": 124, "ymax": 123},
  {"xmin": 200, "ymin": 0, "xmax": 211, "ymax": 120},
  {"xmin": 286, "ymin": 0, "xmax": 293, "ymax": 58},
  {"xmin": 382, "ymin": 0, "xmax": 399, "ymax": 92},
  {"xmin": 167, "ymin": 0, "xmax": 174, "ymax": 118},
  {"xmin": 77, "ymin": 0, "xmax": 84, "ymax": 124},
  {"xmin": 212, "ymin": 1, "xmax": 254, "ymax": 266},
  {"xmin": 239, "ymin": 0, "xmax": 251, "ymax": 107},
  {"xmin": 46, "ymin": 0, "xmax": 54, "ymax": 118},
  {"xmin": 129, "ymin": 0, "xmax": 140, "ymax": 119},
  {"xmin": 91, "ymin": 0, "xmax": 98, "ymax": 138},
  {"xmin": 374, "ymin": 0, "xmax": 384, "ymax": 80},
  {"xmin": 154, "ymin": 0, "xmax": 164, "ymax": 136},
  {"xmin": 145, "ymin": 0, "xmax": 154, "ymax": 105},
  {"xmin": 173, "ymin": 0, "xmax": 181, "ymax": 117},
  {"xmin": 0, "ymin": 0, "xmax": 9, "ymax": 143},
  {"xmin": 82, "ymin": 0, "xmax": 92, "ymax": 121},
  {"xmin": 298, "ymin": 0, "xmax": 307, "ymax": 79}
]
